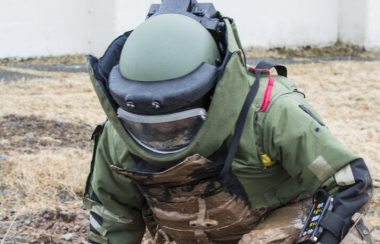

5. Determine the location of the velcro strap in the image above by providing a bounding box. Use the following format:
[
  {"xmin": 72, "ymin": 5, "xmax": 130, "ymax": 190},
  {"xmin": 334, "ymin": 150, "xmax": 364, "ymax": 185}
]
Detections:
[
  {"xmin": 253, "ymin": 60, "xmax": 288, "ymax": 77},
  {"xmin": 356, "ymin": 218, "xmax": 373, "ymax": 242},
  {"xmin": 319, "ymin": 211, "xmax": 347, "ymax": 238}
]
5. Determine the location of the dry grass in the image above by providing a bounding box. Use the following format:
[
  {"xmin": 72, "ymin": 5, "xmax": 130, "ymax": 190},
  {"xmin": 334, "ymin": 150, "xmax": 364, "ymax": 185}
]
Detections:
[
  {"xmin": 0, "ymin": 55, "xmax": 86, "ymax": 66},
  {"xmin": 0, "ymin": 69, "xmax": 105, "ymax": 126},
  {"xmin": 0, "ymin": 61, "xmax": 379, "ymax": 209},
  {"xmin": 0, "ymin": 58, "xmax": 379, "ymax": 242},
  {"xmin": 246, "ymin": 42, "xmax": 380, "ymax": 59},
  {"xmin": 1, "ymin": 149, "xmax": 91, "ymax": 215},
  {"xmin": 0, "ymin": 67, "xmax": 104, "ymax": 217}
]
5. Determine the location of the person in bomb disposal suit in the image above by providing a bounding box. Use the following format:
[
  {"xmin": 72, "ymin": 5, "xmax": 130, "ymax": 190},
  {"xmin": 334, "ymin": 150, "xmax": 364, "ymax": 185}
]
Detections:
[{"xmin": 84, "ymin": 0, "xmax": 373, "ymax": 243}]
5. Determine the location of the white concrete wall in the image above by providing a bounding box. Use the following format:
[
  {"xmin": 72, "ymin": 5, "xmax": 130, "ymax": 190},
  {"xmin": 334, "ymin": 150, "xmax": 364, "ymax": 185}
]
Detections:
[
  {"xmin": 0, "ymin": 0, "xmax": 91, "ymax": 58},
  {"xmin": 112, "ymin": 0, "xmax": 339, "ymax": 49},
  {"xmin": 88, "ymin": 0, "xmax": 115, "ymax": 56},
  {"xmin": 366, "ymin": 0, "xmax": 380, "ymax": 50},
  {"xmin": 216, "ymin": 0, "xmax": 339, "ymax": 48},
  {"xmin": 0, "ymin": 0, "xmax": 379, "ymax": 58},
  {"xmin": 338, "ymin": 0, "xmax": 367, "ymax": 45},
  {"xmin": 338, "ymin": 0, "xmax": 380, "ymax": 51}
]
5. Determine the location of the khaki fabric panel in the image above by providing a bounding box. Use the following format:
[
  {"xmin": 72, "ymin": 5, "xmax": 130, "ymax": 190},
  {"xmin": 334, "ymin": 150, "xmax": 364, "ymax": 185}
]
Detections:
[
  {"xmin": 334, "ymin": 164, "xmax": 356, "ymax": 186},
  {"xmin": 308, "ymin": 156, "xmax": 335, "ymax": 182}
]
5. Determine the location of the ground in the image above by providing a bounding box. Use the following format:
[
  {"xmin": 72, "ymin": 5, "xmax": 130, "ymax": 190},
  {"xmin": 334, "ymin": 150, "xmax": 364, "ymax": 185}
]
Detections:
[{"xmin": 0, "ymin": 52, "xmax": 380, "ymax": 243}]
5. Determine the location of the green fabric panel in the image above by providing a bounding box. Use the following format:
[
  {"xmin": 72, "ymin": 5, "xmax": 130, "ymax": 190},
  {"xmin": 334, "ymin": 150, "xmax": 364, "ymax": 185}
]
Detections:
[
  {"xmin": 83, "ymin": 124, "xmax": 104, "ymax": 210},
  {"xmin": 321, "ymin": 176, "xmax": 340, "ymax": 195},
  {"xmin": 263, "ymin": 93, "xmax": 358, "ymax": 194},
  {"xmin": 92, "ymin": 123, "xmax": 145, "ymax": 213},
  {"xmin": 90, "ymin": 207, "xmax": 143, "ymax": 244},
  {"xmin": 233, "ymin": 76, "xmax": 355, "ymax": 207},
  {"xmin": 225, "ymin": 19, "xmax": 241, "ymax": 54},
  {"xmin": 229, "ymin": 19, "xmax": 244, "ymax": 52},
  {"xmin": 101, "ymin": 215, "xmax": 144, "ymax": 244},
  {"xmin": 87, "ymin": 122, "xmax": 146, "ymax": 243},
  {"xmin": 231, "ymin": 74, "xmax": 302, "ymax": 207}
]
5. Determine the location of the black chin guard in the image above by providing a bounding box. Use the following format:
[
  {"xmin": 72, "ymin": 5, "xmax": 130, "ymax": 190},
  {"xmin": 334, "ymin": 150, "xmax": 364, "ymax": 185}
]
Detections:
[{"xmin": 108, "ymin": 63, "xmax": 218, "ymax": 115}]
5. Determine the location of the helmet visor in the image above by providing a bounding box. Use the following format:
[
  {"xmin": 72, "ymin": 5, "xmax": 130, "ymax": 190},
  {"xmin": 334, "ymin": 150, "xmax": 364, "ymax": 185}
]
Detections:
[{"xmin": 117, "ymin": 108, "xmax": 207, "ymax": 154}]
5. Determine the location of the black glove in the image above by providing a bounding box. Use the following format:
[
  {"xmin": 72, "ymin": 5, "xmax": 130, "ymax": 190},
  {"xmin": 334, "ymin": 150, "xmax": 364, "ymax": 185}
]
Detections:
[
  {"xmin": 318, "ymin": 229, "xmax": 339, "ymax": 244},
  {"xmin": 318, "ymin": 158, "xmax": 372, "ymax": 243}
]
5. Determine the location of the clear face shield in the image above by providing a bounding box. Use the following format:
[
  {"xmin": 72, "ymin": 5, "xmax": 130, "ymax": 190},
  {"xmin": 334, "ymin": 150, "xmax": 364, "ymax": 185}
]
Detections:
[{"xmin": 117, "ymin": 108, "xmax": 207, "ymax": 154}]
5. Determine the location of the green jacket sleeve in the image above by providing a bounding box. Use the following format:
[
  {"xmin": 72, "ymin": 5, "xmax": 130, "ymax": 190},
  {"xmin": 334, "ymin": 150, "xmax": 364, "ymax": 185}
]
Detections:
[
  {"xmin": 84, "ymin": 122, "xmax": 146, "ymax": 244},
  {"xmin": 263, "ymin": 93, "xmax": 358, "ymax": 193}
]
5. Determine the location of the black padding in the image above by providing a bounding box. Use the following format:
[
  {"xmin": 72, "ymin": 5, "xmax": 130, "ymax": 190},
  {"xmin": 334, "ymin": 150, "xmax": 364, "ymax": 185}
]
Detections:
[
  {"xmin": 97, "ymin": 31, "xmax": 132, "ymax": 81},
  {"xmin": 87, "ymin": 32, "xmax": 133, "ymax": 111},
  {"xmin": 319, "ymin": 158, "xmax": 373, "ymax": 241},
  {"xmin": 87, "ymin": 55, "xmax": 119, "ymax": 110},
  {"xmin": 333, "ymin": 159, "xmax": 372, "ymax": 220},
  {"xmin": 130, "ymin": 154, "xmax": 166, "ymax": 173},
  {"xmin": 319, "ymin": 211, "xmax": 347, "ymax": 238},
  {"xmin": 108, "ymin": 63, "xmax": 218, "ymax": 114},
  {"xmin": 157, "ymin": 0, "xmax": 193, "ymax": 13},
  {"xmin": 147, "ymin": 0, "xmax": 221, "ymax": 32},
  {"xmin": 90, "ymin": 123, "xmax": 105, "ymax": 140}
]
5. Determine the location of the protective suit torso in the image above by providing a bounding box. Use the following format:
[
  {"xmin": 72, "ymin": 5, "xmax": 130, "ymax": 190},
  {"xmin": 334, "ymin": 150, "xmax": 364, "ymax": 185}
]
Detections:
[
  {"xmin": 83, "ymin": 4, "xmax": 372, "ymax": 244},
  {"xmin": 85, "ymin": 65, "xmax": 359, "ymax": 243}
]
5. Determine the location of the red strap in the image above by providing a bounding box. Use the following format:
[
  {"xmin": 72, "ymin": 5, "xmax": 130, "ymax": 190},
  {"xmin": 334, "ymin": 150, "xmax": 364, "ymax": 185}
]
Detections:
[
  {"xmin": 248, "ymin": 65, "xmax": 276, "ymax": 112},
  {"xmin": 260, "ymin": 75, "xmax": 275, "ymax": 112},
  {"xmin": 248, "ymin": 66, "xmax": 270, "ymax": 72}
]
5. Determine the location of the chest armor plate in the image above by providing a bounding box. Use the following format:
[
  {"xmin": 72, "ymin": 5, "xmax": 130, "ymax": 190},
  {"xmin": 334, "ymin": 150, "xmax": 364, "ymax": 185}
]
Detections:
[{"xmin": 111, "ymin": 154, "xmax": 271, "ymax": 243}]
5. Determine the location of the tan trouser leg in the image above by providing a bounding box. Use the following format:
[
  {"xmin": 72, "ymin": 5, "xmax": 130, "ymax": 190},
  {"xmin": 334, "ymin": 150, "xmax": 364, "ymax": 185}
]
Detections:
[{"xmin": 238, "ymin": 201, "xmax": 308, "ymax": 244}]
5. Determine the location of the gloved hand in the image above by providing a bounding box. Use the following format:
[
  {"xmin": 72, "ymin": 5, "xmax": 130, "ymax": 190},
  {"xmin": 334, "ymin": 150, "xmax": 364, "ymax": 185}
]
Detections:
[{"xmin": 318, "ymin": 230, "xmax": 339, "ymax": 244}]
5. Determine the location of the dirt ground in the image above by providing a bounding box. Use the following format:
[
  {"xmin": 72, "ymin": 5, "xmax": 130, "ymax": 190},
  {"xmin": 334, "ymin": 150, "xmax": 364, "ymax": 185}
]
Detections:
[{"xmin": 0, "ymin": 55, "xmax": 380, "ymax": 243}]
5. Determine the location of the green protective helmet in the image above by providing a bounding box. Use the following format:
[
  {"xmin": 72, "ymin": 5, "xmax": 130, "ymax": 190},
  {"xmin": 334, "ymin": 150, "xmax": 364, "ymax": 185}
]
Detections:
[
  {"xmin": 119, "ymin": 13, "xmax": 221, "ymax": 82},
  {"xmin": 93, "ymin": 5, "xmax": 250, "ymax": 162},
  {"xmin": 108, "ymin": 13, "xmax": 223, "ymax": 154}
]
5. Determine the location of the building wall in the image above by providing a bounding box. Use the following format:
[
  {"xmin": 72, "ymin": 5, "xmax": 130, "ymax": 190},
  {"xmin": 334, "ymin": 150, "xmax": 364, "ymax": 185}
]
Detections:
[
  {"xmin": 0, "ymin": 0, "xmax": 91, "ymax": 58},
  {"xmin": 338, "ymin": 0, "xmax": 367, "ymax": 45},
  {"xmin": 216, "ymin": 0, "xmax": 339, "ymax": 48},
  {"xmin": 0, "ymin": 0, "xmax": 378, "ymax": 58},
  {"xmin": 112, "ymin": 0, "xmax": 339, "ymax": 49},
  {"xmin": 366, "ymin": 0, "xmax": 380, "ymax": 50},
  {"xmin": 88, "ymin": 0, "xmax": 115, "ymax": 56}
]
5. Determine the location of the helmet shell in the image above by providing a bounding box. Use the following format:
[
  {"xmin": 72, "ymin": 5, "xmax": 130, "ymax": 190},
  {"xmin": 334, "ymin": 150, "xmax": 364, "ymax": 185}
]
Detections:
[{"xmin": 119, "ymin": 13, "xmax": 221, "ymax": 81}]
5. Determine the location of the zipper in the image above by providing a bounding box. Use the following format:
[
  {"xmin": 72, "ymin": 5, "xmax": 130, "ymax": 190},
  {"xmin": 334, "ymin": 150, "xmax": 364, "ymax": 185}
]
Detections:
[{"xmin": 299, "ymin": 105, "xmax": 325, "ymax": 126}]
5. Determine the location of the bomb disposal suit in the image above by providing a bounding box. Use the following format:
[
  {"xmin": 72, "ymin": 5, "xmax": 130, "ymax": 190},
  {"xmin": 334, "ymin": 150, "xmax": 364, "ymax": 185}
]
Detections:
[{"xmin": 84, "ymin": 1, "xmax": 373, "ymax": 243}]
